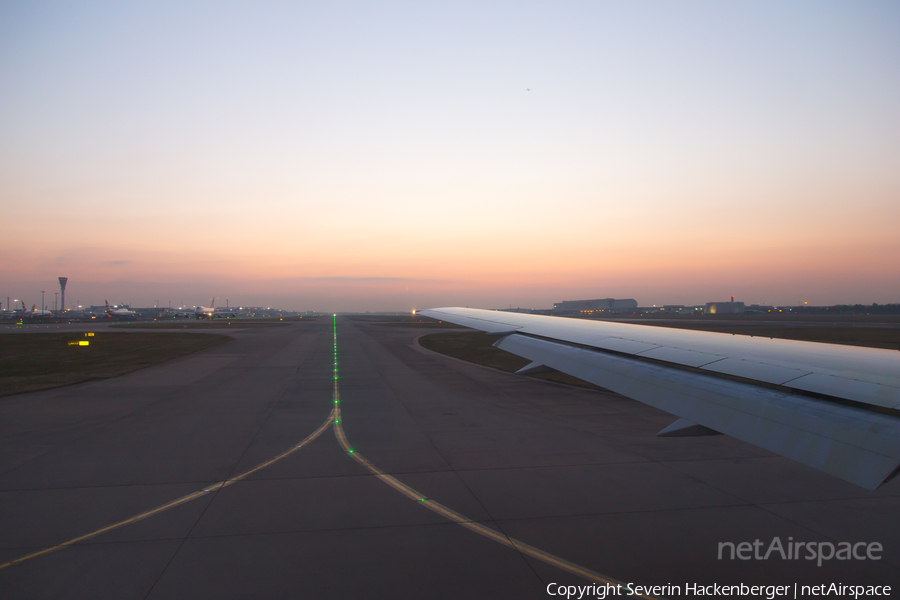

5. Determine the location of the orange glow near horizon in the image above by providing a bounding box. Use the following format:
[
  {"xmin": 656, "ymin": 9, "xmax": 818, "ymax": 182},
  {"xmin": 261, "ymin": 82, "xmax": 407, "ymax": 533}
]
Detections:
[
  {"xmin": 2, "ymin": 4, "xmax": 899, "ymax": 311},
  {"xmin": 3, "ymin": 204, "xmax": 898, "ymax": 311}
]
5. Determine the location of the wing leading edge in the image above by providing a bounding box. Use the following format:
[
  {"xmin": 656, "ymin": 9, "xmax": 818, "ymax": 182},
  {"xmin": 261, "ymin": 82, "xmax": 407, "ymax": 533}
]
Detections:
[{"xmin": 419, "ymin": 307, "xmax": 900, "ymax": 490}]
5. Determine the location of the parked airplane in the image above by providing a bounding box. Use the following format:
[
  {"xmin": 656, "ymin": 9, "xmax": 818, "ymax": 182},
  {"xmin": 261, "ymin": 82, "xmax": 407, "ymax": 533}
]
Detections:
[
  {"xmin": 419, "ymin": 307, "xmax": 900, "ymax": 490},
  {"xmin": 105, "ymin": 300, "xmax": 136, "ymax": 317},
  {"xmin": 195, "ymin": 298, "xmax": 216, "ymax": 319},
  {"xmin": 170, "ymin": 299, "xmax": 234, "ymax": 319},
  {"xmin": 171, "ymin": 306, "xmax": 194, "ymax": 318},
  {"xmin": 31, "ymin": 304, "xmax": 53, "ymax": 317},
  {"xmin": 14, "ymin": 301, "xmax": 53, "ymax": 319},
  {"xmin": 8, "ymin": 301, "xmax": 29, "ymax": 319},
  {"xmin": 12, "ymin": 301, "xmax": 53, "ymax": 319}
]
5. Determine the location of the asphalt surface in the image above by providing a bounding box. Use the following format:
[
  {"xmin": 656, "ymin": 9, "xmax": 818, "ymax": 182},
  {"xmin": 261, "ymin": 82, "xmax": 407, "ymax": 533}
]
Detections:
[{"xmin": 1, "ymin": 316, "xmax": 898, "ymax": 599}]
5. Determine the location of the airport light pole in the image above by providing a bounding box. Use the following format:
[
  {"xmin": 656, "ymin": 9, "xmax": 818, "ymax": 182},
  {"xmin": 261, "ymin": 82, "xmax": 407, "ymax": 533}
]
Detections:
[
  {"xmin": 41, "ymin": 291, "xmax": 45, "ymax": 312},
  {"xmin": 54, "ymin": 292, "xmax": 59, "ymax": 313}
]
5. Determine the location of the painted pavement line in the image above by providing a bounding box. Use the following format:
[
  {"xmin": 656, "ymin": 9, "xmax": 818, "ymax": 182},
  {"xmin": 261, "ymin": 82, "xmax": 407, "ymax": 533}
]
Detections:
[
  {"xmin": 0, "ymin": 406, "xmax": 336, "ymax": 571},
  {"xmin": 331, "ymin": 317, "xmax": 657, "ymax": 598}
]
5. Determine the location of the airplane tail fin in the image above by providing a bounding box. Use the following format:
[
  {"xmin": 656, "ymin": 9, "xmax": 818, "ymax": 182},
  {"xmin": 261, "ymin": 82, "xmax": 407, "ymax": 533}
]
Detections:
[
  {"xmin": 211, "ymin": 298, "xmax": 215, "ymax": 308},
  {"xmin": 105, "ymin": 300, "xmax": 110, "ymax": 309},
  {"xmin": 31, "ymin": 304, "xmax": 36, "ymax": 312}
]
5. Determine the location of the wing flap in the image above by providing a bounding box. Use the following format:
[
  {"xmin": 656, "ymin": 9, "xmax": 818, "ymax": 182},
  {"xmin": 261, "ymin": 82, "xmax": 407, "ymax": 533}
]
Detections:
[
  {"xmin": 497, "ymin": 333, "xmax": 900, "ymax": 490},
  {"xmin": 591, "ymin": 337, "xmax": 661, "ymax": 354},
  {"xmin": 788, "ymin": 373, "xmax": 900, "ymax": 410},
  {"xmin": 702, "ymin": 358, "xmax": 813, "ymax": 386},
  {"xmin": 637, "ymin": 346, "xmax": 725, "ymax": 368}
]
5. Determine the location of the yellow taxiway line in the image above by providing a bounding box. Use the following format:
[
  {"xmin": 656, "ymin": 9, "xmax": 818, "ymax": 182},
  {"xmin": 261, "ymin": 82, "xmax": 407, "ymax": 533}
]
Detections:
[
  {"xmin": 329, "ymin": 316, "xmax": 657, "ymax": 599},
  {"xmin": 0, "ymin": 405, "xmax": 336, "ymax": 572},
  {"xmin": 3, "ymin": 317, "xmax": 658, "ymax": 600}
]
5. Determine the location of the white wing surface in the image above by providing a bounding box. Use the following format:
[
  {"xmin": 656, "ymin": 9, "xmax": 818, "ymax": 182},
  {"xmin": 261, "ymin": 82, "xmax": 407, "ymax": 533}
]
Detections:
[{"xmin": 419, "ymin": 307, "xmax": 900, "ymax": 490}]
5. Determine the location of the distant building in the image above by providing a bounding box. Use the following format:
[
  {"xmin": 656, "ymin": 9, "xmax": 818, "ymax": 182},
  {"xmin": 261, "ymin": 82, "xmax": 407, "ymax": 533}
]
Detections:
[
  {"xmin": 657, "ymin": 305, "xmax": 703, "ymax": 315},
  {"xmin": 744, "ymin": 304, "xmax": 774, "ymax": 314},
  {"xmin": 552, "ymin": 298, "xmax": 638, "ymax": 314},
  {"xmin": 705, "ymin": 298, "xmax": 745, "ymax": 314}
]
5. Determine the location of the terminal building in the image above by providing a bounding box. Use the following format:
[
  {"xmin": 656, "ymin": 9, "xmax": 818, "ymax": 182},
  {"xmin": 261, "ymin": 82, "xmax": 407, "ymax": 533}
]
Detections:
[
  {"xmin": 705, "ymin": 298, "xmax": 745, "ymax": 315},
  {"xmin": 552, "ymin": 298, "xmax": 638, "ymax": 314}
]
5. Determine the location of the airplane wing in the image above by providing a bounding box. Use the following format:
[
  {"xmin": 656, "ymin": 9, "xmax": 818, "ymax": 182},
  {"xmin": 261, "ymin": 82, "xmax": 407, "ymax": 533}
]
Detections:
[{"xmin": 418, "ymin": 307, "xmax": 900, "ymax": 490}]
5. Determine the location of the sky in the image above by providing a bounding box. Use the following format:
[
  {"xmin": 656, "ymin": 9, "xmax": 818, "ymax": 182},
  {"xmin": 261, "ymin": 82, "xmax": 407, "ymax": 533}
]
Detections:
[{"xmin": 2, "ymin": 1, "xmax": 899, "ymax": 312}]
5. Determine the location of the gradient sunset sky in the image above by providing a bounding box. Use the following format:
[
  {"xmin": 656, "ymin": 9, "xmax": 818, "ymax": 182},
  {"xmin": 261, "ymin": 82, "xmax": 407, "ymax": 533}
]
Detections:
[{"xmin": 2, "ymin": 1, "xmax": 898, "ymax": 312}]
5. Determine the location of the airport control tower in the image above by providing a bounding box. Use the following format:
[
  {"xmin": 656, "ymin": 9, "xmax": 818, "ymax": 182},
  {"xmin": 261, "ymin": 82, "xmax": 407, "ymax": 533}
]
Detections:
[{"xmin": 58, "ymin": 277, "xmax": 68, "ymax": 312}]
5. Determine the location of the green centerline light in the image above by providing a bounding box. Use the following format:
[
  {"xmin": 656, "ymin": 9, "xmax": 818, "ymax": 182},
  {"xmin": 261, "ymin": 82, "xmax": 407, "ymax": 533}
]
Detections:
[{"xmin": 325, "ymin": 312, "xmax": 630, "ymax": 590}]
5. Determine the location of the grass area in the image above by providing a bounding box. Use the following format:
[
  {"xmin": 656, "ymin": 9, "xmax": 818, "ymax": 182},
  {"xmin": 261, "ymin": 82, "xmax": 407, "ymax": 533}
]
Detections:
[
  {"xmin": 418, "ymin": 323, "xmax": 900, "ymax": 391},
  {"xmin": 418, "ymin": 331, "xmax": 604, "ymax": 390},
  {"xmin": 601, "ymin": 313, "xmax": 900, "ymax": 324},
  {"xmin": 348, "ymin": 315, "xmax": 465, "ymax": 328},
  {"xmin": 0, "ymin": 332, "xmax": 230, "ymax": 396},
  {"xmin": 111, "ymin": 318, "xmax": 297, "ymax": 329},
  {"xmin": 373, "ymin": 322, "xmax": 467, "ymax": 328}
]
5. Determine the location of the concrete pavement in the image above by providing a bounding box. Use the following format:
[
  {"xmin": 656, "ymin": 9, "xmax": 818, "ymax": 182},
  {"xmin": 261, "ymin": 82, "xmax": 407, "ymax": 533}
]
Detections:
[{"xmin": 1, "ymin": 316, "xmax": 898, "ymax": 598}]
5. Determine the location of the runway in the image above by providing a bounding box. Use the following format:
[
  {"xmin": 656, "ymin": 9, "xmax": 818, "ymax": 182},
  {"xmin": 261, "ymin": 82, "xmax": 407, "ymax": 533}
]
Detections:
[{"xmin": 1, "ymin": 316, "xmax": 898, "ymax": 598}]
